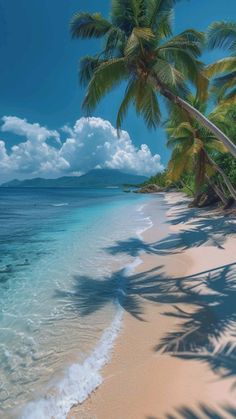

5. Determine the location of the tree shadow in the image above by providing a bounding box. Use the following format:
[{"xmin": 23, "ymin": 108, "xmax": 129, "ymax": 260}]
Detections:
[
  {"xmin": 154, "ymin": 263, "xmax": 236, "ymax": 386},
  {"xmin": 106, "ymin": 212, "xmax": 236, "ymax": 258},
  {"xmin": 56, "ymin": 262, "xmax": 236, "ymax": 385},
  {"xmin": 164, "ymin": 403, "xmax": 236, "ymax": 418},
  {"xmin": 166, "ymin": 205, "xmax": 208, "ymax": 226}
]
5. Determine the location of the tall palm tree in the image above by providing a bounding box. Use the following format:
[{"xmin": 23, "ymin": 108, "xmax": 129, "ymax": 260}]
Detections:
[
  {"xmin": 166, "ymin": 97, "xmax": 236, "ymax": 203},
  {"xmin": 70, "ymin": 0, "xmax": 236, "ymax": 157},
  {"xmin": 206, "ymin": 21, "xmax": 236, "ymax": 105}
]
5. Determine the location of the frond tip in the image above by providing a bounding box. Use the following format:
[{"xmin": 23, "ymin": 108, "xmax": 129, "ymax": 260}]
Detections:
[
  {"xmin": 79, "ymin": 56, "xmax": 101, "ymax": 86},
  {"xmin": 70, "ymin": 12, "xmax": 111, "ymax": 39},
  {"xmin": 207, "ymin": 21, "xmax": 236, "ymax": 51}
]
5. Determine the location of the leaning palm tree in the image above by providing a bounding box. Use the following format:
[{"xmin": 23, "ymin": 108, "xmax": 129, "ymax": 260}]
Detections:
[
  {"xmin": 70, "ymin": 0, "xmax": 236, "ymax": 157},
  {"xmin": 206, "ymin": 21, "xmax": 236, "ymax": 105},
  {"xmin": 166, "ymin": 97, "xmax": 236, "ymax": 204}
]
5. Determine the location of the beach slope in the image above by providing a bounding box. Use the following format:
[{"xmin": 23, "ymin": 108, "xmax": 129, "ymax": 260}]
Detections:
[{"xmin": 69, "ymin": 193, "xmax": 236, "ymax": 419}]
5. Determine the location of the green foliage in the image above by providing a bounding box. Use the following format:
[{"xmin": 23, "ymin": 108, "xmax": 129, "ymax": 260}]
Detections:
[
  {"xmin": 71, "ymin": 0, "xmax": 205, "ymax": 130},
  {"xmin": 70, "ymin": 13, "xmax": 111, "ymax": 39},
  {"xmin": 207, "ymin": 22, "xmax": 236, "ymax": 104},
  {"xmin": 142, "ymin": 170, "xmax": 168, "ymax": 187},
  {"xmin": 164, "ymin": 89, "xmax": 236, "ymax": 199},
  {"xmin": 214, "ymin": 154, "xmax": 236, "ymax": 187},
  {"xmin": 207, "ymin": 21, "xmax": 236, "ymax": 50},
  {"xmin": 71, "ymin": 1, "xmax": 236, "ymax": 195}
]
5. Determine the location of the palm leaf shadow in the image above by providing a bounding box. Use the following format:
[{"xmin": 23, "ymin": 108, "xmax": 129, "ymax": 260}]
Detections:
[
  {"xmin": 155, "ymin": 263, "xmax": 236, "ymax": 384},
  {"xmin": 164, "ymin": 403, "xmax": 236, "ymax": 418}
]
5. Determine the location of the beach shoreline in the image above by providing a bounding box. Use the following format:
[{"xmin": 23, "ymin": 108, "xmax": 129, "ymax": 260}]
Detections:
[{"xmin": 69, "ymin": 192, "xmax": 236, "ymax": 419}]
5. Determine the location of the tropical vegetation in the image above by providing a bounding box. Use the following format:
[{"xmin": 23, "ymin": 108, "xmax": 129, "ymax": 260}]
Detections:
[{"xmin": 70, "ymin": 0, "xmax": 236, "ymax": 208}]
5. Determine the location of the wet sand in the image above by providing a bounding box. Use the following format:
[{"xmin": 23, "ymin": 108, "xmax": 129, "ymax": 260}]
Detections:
[{"xmin": 69, "ymin": 192, "xmax": 236, "ymax": 419}]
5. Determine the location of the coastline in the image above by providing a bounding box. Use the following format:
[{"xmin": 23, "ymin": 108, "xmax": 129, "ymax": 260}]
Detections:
[
  {"xmin": 18, "ymin": 193, "xmax": 153, "ymax": 419},
  {"xmin": 69, "ymin": 192, "xmax": 236, "ymax": 419}
]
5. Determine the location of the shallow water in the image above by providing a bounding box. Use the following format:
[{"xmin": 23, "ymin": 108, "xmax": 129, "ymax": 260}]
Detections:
[{"xmin": 0, "ymin": 187, "xmax": 153, "ymax": 418}]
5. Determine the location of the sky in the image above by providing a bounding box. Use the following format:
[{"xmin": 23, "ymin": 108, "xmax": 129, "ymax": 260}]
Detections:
[{"xmin": 0, "ymin": 0, "xmax": 235, "ymax": 182}]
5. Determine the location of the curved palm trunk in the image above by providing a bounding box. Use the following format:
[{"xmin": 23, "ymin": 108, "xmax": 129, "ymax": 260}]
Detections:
[
  {"xmin": 205, "ymin": 152, "xmax": 236, "ymax": 201},
  {"xmin": 150, "ymin": 76, "xmax": 236, "ymax": 158},
  {"xmin": 205, "ymin": 174, "xmax": 228, "ymax": 206}
]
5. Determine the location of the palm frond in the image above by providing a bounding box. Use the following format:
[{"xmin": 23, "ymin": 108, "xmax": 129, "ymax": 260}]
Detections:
[
  {"xmin": 111, "ymin": 0, "xmax": 139, "ymax": 35},
  {"xmin": 220, "ymin": 88, "xmax": 236, "ymax": 105},
  {"xmin": 125, "ymin": 27, "xmax": 155, "ymax": 57},
  {"xmin": 70, "ymin": 12, "xmax": 111, "ymax": 39},
  {"xmin": 116, "ymin": 78, "xmax": 138, "ymax": 130},
  {"xmin": 205, "ymin": 139, "xmax": 228, "ymax": 154},
  {"xmin": 104, "ymin": 27, "xmax": 126, "ymax": 56},
  {"xmin": 207, "ymin": 21, "xmax": 236, "ymax": 51},
  {"xmin": 213, "ymin": 70, "xmax": 236, "ymax": 89},
  {"xmin": 159, "ymin": 29, "xmax": 204, "ymax": 57},
  {"xmin": 153, "ymin": 58, "xmax": 186, "ymax": 91},
  {"xmin": 82, "ymin": 58, "xmax": 128, "ymax": 112},
  {"xmin": 167, "ymin": 145, "xmax": 193, "ymax": 181},
  {"xmin": 196, "ymin": 72, "xmax": 209, "ymax": 103},
  {"xmin": 134, "ymin": 79, "xmax": 161, "ymax": 129},
  {"xmin": 205, "ymin": 57, "xmax": 236, "ymax": 79},
  {"xmin": 173, "ymin": 121, "xmax": 195, "ymax": 137},
  {"xmin": 155, "ymin": 10, "xmax": 174, "ymax": 41},
  {"xmin": 146, "ymin": 0, "xmax": 181, "ymax": 31},
  {"xmin": 166, "ymin": 135, "xmax": 188, "ymax": 148},
  {"xmin": 79, "ymin": 56, "xmax": 102, "ymax": 86}
]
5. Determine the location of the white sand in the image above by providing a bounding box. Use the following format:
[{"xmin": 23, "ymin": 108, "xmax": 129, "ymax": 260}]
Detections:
[{"xmin": 69, "ymin": 192, "xmax": 236, "ymax": 419}]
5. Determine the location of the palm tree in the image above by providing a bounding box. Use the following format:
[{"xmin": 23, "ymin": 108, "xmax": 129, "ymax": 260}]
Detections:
[
  {"xmin": 70, "ymin": 0, "xmax": 236, "ymax": 157},
  {"xmin": 166, "ymin": 96, "xmax": 236, "ymax": 204},
  {"xmin": 206, "ymin": 21, "xmax": 236, "ymax": 105}
]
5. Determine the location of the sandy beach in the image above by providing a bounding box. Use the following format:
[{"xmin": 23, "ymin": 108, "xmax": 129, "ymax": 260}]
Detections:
[{"xmin": 69, "ymin": 192, "xmax": 236, "ymax": 419}]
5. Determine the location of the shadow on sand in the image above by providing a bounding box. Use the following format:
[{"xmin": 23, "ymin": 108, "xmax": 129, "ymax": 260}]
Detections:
[
  {"xmin": 57, "ymin": 262, "xmax": 236, "ymax": 384},
  {"xmin": 56, "ymin": 196, "xmax": 236, "ymax": 388},
  {"xmin": 106, "ymin": 211, "xmax": 235, "ymax": 257},
  {"xmin": 162, "ymin": 403, "xmax": 236, "ymax": 418}
]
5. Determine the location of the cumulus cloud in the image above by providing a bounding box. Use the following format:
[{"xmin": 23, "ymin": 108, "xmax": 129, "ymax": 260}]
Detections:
[
  {"xmin": 2, "ymin": 116, "xmax": 60, "ymax": 144},
  {"xmin": 0, "ymin": 116, "xmax": 164, "ymax": 182}
]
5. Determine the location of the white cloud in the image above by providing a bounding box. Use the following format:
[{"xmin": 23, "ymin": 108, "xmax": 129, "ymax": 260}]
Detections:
[
  {"xmin": 2, "ymin": 116, "xmax": 60, "ymax": 144},
  {"xmin": 0, "ymin": 116, "xmax": 164, "ymax": 182}
]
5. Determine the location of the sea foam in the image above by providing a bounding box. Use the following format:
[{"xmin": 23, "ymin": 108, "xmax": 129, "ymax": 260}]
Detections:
[
  {"xmin": 21, "ymin": 252, "xmax": 142, "ymax": 419},
  {"xmin": 21, "ymin": 308, "xmax": 123, "ymax": 419},
  {"xmin": 19, "ymin": 201, "xmax": 152, "ymax": 419}
]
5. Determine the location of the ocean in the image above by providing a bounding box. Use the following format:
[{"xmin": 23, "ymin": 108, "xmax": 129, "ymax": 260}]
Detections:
[{"xmin": 0, "ymin": 187, "xmax": 153, "ymax": 418}]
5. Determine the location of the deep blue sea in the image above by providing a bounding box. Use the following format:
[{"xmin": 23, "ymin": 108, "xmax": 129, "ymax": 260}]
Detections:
[{"xmin": 0, "ymin": 187, "xmax": 152, "ymax": 418}]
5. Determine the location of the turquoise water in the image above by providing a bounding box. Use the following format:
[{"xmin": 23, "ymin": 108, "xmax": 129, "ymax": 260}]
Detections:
[{"xmin": 0, "ymin": 188, "xmax": 152, "ymax": 418}]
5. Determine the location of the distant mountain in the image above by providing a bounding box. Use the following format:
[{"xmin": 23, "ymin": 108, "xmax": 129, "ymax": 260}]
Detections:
[{"xmin": 1, "ymin": 169, "xmax": 147, "ymax": 188}]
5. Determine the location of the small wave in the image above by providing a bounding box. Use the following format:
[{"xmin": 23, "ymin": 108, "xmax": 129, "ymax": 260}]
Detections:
[
  {"xmin": 20, "ymin": 200, "xmax": 154, "ymax": 419},
  {"xmin": 21, "ymin": 254, "xmax": 143, "ymax": 419},
  {"xmin": 136, "ymin": 218, "xmax": 153, "ymax": 240},
  {"xmin": 21, "ymin": 309, "xmax": 123, "ymax": 419},
  {"xmin": 51, "ymin": 203, "xmax": 69, "ymax": 207},
  {"xmin": 124, "ymin": 256, "xmax": 143, "ymax": 276}
]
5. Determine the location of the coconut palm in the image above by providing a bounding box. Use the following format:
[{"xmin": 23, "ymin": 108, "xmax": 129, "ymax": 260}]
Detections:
[
  {"xmin": 166, "ymin": 96, "xmax": 236, "ymax": 204},
  {"xmin": 206, "ymin": 21, "xmax": 236, "ymax": 105},
  {"xmin": 70, "ymin": 0, "xmax": 236, "ymax": 157}
]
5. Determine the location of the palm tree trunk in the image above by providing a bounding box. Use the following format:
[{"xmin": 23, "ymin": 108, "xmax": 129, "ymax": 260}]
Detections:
[
  {"xmin": 150, "ymin": 76, "xmax": 236, "ymax": 158},
  {"xmin": 194, "ymin": 149, "xmax": 206, "ymax": 203},
  {"xmin": 205, "ymin": 153, "xmax": 236, "ymax": 201},
  {"xmin": 205, "ymin": 174, "xmax": 228, "ymax": 206},
  {"xmin": 219, "ymin": 179, "xmax": 228, "ymax": 196}
]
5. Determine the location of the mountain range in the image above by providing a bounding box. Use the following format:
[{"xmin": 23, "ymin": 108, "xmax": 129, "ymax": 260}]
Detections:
[{"xmin": 1, "ymin": 169, "xmax": 147, "ymax": 188}]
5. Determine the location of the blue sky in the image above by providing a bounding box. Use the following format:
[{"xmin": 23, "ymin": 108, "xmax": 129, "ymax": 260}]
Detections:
[{"xmin": 0, "ymin": 0, "xmax": 235, "ymax": 181}]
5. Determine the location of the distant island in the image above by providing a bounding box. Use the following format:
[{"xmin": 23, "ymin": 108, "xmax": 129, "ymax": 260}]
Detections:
[{"xmin": 1, "ymin": 169, "xmax": 147, "ymax": 188}]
